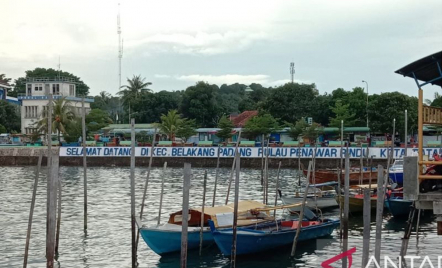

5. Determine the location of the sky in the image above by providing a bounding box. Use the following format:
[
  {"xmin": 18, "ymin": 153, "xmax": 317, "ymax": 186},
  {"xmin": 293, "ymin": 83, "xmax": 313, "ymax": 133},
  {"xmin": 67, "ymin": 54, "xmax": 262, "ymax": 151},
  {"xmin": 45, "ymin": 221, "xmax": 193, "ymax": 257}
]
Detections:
[{"xmin": 1, "ymin": 0, "xmax": 441, "ymax": 100}]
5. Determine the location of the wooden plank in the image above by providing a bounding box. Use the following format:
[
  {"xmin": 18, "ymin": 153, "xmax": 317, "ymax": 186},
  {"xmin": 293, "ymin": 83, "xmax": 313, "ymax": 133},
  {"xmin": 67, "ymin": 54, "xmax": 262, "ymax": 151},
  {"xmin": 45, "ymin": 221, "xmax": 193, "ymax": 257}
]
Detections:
[
  {"xmin": 157, "ymin": 162, "xmax": 168, "ymax": 225},
  {"xmin": 212, "ymin": 146, "xmax": 220, "ymax": 207},
  {"xmin": 130, "ymin": 118, "xmax": 136, "ymax": 268},
  {"xmin": 82, "ymin": 98, "xmax": 88, "ymax": 231},
  {"xmin": 199, "ymin": 170, "xmax": 207, "ymax": 256},
  {"xmin": 180, "ymin": 163, "xmax": 191, "ymax": 268},
  {"xmin": 374, "ymin": 165, "xmax": 385, "ymax": 263},
  {"xmin": 273, "ymin": 161, "xmax": 281, "ymax": 218},
  {"xmin": 225, "ymin": 130, "xmax": 241, "ymax": 205},
  {"xmin": 55, "ymin": 178, "xmax": 62, "ymax": 257},
  {"xmin": 23, "ymin": 152, "xmax": 42, "ymax": 268},
  {"xmin": 230, "ymin": 152, "xmax": 241, "ymax": 268},
  {"xmin": 342, "ymin": 150, "xmax": 350, "ymax": 268},
  {"xmin": 362, "ymin": 188, "xmax": 371, "ymax": 267},
  {"xmin": 291, "ymin": 161, "xmax": 312, "ymax": 257},
  {"xmin": 46, "ymin": 154, "xmax": 59, "ymax": 268}
]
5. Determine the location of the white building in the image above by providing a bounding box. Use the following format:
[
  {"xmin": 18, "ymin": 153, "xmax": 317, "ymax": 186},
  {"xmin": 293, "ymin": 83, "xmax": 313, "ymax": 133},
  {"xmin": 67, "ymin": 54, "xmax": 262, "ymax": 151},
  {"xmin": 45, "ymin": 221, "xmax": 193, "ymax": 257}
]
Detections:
[{"xmin": 18, "ymin": 77, "xmax": 93, "ymax": 135}]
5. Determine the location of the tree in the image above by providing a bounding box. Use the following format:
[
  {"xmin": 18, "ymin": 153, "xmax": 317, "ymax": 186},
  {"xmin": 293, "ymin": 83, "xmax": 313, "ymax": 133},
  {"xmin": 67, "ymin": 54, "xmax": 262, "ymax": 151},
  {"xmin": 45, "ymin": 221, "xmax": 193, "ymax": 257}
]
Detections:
[
  {"xmin": 131, "ymin": 90, "xmax": 181, "ymax": 123},
  {"xmin": 180, "ymin": 81, "xmax": 220, "ymax": 127},
  {"xmin": 64, "ymin": 118, "xmax": 82, "ymax": 143},
  {"xmin": 329, "ymin": 100, "xmax": 356, "ymax": 127},
  {"xmin": 10, "ymin": 68, "xmax": 90, "ymax": 97},
  {"xmin": 0, "ymin": 124, "xmax": 6, "ymax": 133},
  {"xmin": 0, "ymin": 74, "xmax": 12, "ymax": 85},
  {"xmin": 0, "ymin": 101, "xmax": 20, "ymax": 132},
  {"xmin": 287, "ymin": 118, "xmax": 309, "ymax": 140},
  {"xmin": 86, "ymin": 109, "xmax": 113, "ymax": 132},
  {"xmin": 118, "ymin": 75, "xmax": 152, "ymax": 109},
  {"xmin": 303, "ymin": 122, "xmax": 322, "ymax": 144},
  {"xmin": 216, "ymin": 115, "xmax": 234, "ymax": 141},
  {"xmin": 260, "ymin": 82, "xmax": 319, "ymax": 123},
  {"xmin": 430, "ymin": 92, "xmax": 442, "ymax": 107},
  {"xmin": 176, "ymin": 119, "xmax": 197, "ymax": 143},
  {"xmin": 158, "ymin": 110, "xmax": 182, "ymax": 141},
  {"xmin": 243, "ymin": 114, "xmax": 279, "ymax": 140},
  {"xmin": 35, "ymin": 97, "xmax": 75, "ymax": 142}
]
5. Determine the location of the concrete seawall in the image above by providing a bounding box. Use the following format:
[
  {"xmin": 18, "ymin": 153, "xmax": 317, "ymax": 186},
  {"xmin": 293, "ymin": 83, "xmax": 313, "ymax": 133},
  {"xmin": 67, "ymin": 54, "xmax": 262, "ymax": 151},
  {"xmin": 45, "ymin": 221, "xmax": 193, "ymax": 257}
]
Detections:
[{"xmin": 0, "ymin": 147, "xmax": 388, "ymax": 169}]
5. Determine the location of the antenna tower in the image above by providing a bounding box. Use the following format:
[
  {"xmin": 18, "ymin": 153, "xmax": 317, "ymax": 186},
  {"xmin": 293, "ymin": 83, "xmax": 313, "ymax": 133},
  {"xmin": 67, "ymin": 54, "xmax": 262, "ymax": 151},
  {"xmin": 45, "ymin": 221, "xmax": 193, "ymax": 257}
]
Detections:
[{"xmin": 290, "ymin": 62, "xmax": 295, "ymax": 83}]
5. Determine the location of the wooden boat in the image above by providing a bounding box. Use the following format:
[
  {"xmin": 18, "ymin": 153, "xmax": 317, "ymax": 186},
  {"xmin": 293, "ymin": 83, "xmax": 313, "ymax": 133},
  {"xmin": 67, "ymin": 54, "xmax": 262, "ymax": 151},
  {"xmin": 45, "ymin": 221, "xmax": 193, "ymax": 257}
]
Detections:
[
  {"xmin": 137, "ymin": 200, "xmax": 268, "ymax": 255},
  {"xmin": 336, "ymin": 185, "xmax": 379, "ymax": 213},
  {"xmin": 280, "ymin": 182, "xmax": 339, "ymax": 213},
  {"xmin": 388, "ymin": 159, "xmax": 404, "ymax": 185},
  {"xmin": 304, "ymin": 168, "xmax": 378, "ymax": 185},
  {"xmin": 385, "ymin": 197, "xmax": 412, "ymax": 217},
  {"xmin": 209, "ymin": 218, "xmax": 340, "ymax": 256}
]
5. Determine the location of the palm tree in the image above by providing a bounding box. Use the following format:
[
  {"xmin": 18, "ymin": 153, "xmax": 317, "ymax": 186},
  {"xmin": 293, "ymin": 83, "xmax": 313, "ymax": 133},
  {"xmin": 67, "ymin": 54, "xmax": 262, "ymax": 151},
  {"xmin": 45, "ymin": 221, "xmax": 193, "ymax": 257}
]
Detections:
[
  {"xmin": 35, "ymin": 97, "xmax": 75, "ymax": 142},
  {"xmin": 118, "ymin": 75, "xmax": 152, "ymax": 108},
  {"xmin": 158, "ymin": 110, "xmax": 182, "ymax": 141}
]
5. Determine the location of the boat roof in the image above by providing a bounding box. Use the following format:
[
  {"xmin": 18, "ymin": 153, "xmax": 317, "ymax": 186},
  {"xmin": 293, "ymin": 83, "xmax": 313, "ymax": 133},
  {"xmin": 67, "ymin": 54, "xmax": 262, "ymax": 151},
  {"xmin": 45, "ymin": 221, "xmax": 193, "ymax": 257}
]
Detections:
[
  {"xmin": 191, "ymin": 200, "xmax": 266, "ymax": 215},
  {"xmin": 309, "ymin": 182, "xmax": 338, "ymax": 188}
]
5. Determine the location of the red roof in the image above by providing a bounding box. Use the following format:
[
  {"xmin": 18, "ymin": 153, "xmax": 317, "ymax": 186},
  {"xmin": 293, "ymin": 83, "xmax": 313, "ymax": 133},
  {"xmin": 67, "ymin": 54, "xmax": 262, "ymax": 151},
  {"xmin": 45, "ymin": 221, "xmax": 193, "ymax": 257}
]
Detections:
[{"xmin": 230, "ymin": 110, "xmax": 258, "ymax": 127}]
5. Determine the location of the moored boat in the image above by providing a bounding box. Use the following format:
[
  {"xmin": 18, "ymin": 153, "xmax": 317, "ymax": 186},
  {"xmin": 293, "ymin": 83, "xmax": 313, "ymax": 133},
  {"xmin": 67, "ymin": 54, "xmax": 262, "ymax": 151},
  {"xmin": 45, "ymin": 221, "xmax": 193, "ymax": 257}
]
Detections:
[
  {"xmin": 209, "ymin": 218, "xmax": 340, "ymax": 256},
  {"xmin": 304, "ymin": 168, "xmax": 378, "ymax": 185},
  {"xmin": 137, "ymin": 200, "xmax": 268, "ymax": 255},
  {"xmin": 384, "ymin": 197, "xmax": 412, "ymax": 217},
  {"xmin": 336, "ymin": 184, "xmax": 378, "ymax": 213},
  {"xmin": 388, "ymin": 159, "xmax": 404, "ymax": 185}
]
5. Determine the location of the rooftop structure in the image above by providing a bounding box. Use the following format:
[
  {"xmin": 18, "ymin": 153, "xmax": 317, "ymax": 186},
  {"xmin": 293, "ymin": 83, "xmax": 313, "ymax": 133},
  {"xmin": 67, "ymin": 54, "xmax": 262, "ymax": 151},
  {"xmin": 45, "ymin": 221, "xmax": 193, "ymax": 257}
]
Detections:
[{"xmin": 230, "ymin": 110, "xmax": 258, "ymax": 127}]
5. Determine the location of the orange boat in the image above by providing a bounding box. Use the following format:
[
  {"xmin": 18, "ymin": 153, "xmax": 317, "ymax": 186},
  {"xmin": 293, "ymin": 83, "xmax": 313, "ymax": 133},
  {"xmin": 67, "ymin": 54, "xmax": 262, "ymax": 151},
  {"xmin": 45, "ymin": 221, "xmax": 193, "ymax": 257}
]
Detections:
[{"xmin": 304, "ymin": 169, "xmax": 379, "ymax": 185}]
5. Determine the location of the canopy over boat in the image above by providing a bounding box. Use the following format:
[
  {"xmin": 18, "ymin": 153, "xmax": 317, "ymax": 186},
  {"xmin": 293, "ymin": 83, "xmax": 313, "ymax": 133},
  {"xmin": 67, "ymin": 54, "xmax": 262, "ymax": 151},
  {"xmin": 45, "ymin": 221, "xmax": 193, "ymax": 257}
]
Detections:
[
  {"xmin": 309, "ymin": 182, "xmax": 339, "ymax": 188},
  {"xmin": 168, "ymin": 200, "xmax": 268, "ymax": 228}
]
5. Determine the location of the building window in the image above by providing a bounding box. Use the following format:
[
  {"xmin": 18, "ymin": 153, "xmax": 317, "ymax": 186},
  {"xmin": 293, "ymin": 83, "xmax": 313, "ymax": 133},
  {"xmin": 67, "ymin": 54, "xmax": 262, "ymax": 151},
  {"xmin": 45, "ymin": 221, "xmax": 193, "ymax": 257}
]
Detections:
[
  {"xmin": 52, "ymin": 84, "xmax": 60, "ymax": 95},
  {"xmin": 69, "ymin": 85, "xmax": 75, "ymax": 96},
  {"xmin": 25, "ymin": 128, "xmax": 37, "ymax": 134},
  {"xmin": 25, "ymin": 106, "xmax": 38, "ymax": 118},
  {"xmin": 45, "ymin": 84, "xmax": 50, "ymax": 95},
  {"xmin": 34, "ymin": 84, "xmax": 43, "ymax": 91},
  {"xmin": 27, "ymin": 84, "xmax": 32, "ymax": 96}
]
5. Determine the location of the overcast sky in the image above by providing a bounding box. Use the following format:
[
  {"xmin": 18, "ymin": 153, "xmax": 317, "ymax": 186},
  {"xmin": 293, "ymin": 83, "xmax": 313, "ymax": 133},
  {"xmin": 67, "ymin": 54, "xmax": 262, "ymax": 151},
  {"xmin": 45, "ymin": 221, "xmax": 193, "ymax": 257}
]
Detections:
[{"xmin": 1, "ymin": 0, "xmax": 441, "ymax": 100}]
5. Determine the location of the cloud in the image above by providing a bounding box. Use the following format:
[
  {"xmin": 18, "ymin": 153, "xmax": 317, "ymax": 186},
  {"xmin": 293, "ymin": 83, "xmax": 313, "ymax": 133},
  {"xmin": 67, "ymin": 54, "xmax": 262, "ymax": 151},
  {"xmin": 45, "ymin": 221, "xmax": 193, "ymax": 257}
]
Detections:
[
  {"xmin": 175, "ymin": 74, "xmax": 270, "ymax": 85},
  {"xmin": 154, "ymin": 74, "xmax": 171, "ymax": 79}
]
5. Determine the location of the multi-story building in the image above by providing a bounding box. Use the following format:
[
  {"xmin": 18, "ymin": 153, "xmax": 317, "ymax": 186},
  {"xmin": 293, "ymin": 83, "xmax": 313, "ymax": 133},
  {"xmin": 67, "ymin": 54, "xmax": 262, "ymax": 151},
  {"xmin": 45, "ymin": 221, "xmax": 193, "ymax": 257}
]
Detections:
[{"xmin": 17, "ymin": 77, "xmax": 94, "ymax": 135}]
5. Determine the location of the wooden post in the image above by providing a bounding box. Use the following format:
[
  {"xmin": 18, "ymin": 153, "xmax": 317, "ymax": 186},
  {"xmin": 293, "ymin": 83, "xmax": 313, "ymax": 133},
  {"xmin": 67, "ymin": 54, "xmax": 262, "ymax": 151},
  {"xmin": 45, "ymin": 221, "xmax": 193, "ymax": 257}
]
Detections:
[
  {"xmin": 157, "ymin": 162, "xmax": 168, "ymax": 225},
  {"xmin": 362, "ymin": 188, "xmax": 371, "ymax": 268},
  {"xmin": 342, "ymin": 150, "xmax": 350, "ymax": 268},
  {"xmin": 23, "ymin": 152, "xmax": 43, "ymax": 268},
  {"xmin": 180, "ymin": 163, "xmax": 191, "ymax": 268},
  {"xmin": 136, "ymin": 128, "xmax": 157, "ymax": 247},
  {"xmin": 291, "ymin": 161, "xmax": 313, "ymax": 256},
  {"xmin": 337, "ymin": 168, "xmax": 343, "ymax": 239},
  {"xmin": 265, "ymin": 137, "xmax": 270, "ymax": 204},
  {"xmin": 400, "ymin": 203, "xmax": 416, "ymax": 262},
  {"xmin": 339, "ymin": 120, "xmax": 344, "ymax": 238},
  {"xmin": 416, "ymin": 209, "xmax": 421, "ymax": 239},
  {"xmin": 55, "ymin": 178, "xmax": 62, "ymax": 257},
  {"xmin": 199, "ymin": 170, "xmax": 207, "ymax": 255},
  {"xmin": 369, "ymin": 156, "xmax": 373, "ymax": 190},
  {"xmin": 360, "ymin": 145, "xmax": 363, "ymax": 186},
  {"xmin": 273, "ymin": 161, "xmax": 282, "ymax": 218},
  {"xmin": 312, "ymin": 144, "xmax": 317, "ymax": 208},
  {"xmin": 404, "ymin": 109, "xmax": 408, "ymax": 156},
  {"xmin": 82, "ymin": 97, "xmax": 88, "ymax": 231},
  {"xmin": 418, "ymin": 89, "xmax": 423, "ymax": 177},
  {"xmin": 230, "ymin": 152, "xmax": 241, "ymax": 268},
  {"xmin": 130, "ymin": 118, "xmax": 137, "ymax": 268},
  {"xmin": 225, "ymin": 130, "xmax": 241, "ymax": 205},
  {"xmin": 46, "ymin": 154, "xmax": 59, "ymax": 268},
  {"xmin": 212, "ymin": 146, "xmax": 220, "ymax": 207},
  {"xmin": 261, "ymin": 134, "xmax": 264, "ymax": 186},
  {"xmin": 374, "ymin": 165, "xmax": 385, "ymax": 263},
  {"xmin": 298, "ymin": 141, "xmax": 301, "ymax": 186}
]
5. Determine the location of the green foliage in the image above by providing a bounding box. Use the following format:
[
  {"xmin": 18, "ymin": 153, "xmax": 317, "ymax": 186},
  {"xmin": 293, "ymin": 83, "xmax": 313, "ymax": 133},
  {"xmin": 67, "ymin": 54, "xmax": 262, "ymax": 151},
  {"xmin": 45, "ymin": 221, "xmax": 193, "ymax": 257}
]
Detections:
[
  {"xmin": 10, "ymin": 68, "xmax": 90, "ymax": 97},
  {"xmin": 261, "ymin": 82, "xmax": 319, "ymax": 123},
  {"xmin": 287, "ymin": 118, "xmax": 309, "ymax": 140},
  {"xmin": 243, "ymin": 114, "xmax": 279, "ymax": 139},
  {"xmin": 35, "ymin": 97, "xmax": 75, "ymax": 141},
  {"xmin": 0, "ymin": 74, "xmax": 12, "ymax": 85},
  {"xmin": 0, "ymin": 101, "xmax": 20, "ymax": 132},
  {"xmin": 0, "ymin": 124, "xmax": 6, "ymax": 133},
  {"xmin": 176, "ymin": 119, "xmax": 197, "ymax": 142},
  {"xmin": 331, "ymin": 87, "xmax": 367, "ymax": 126},
  {"xmin": 131, "ymin": 90, "xmax": 181, "ymax": 123},
  {"xmin": 118, "ymin": 75, "xmax": 152, "ymax": 110},
  {"xmin": 216, "ymin": 115, "xmax": 234, "ymax": 141},
  {"xmin": 136, "ymin": 131, "xmax": 152, "ymax": 143},
  {"xmin": 303, "ymin": 122, "xmax": 322, "ymax": 142},
  {"xmin": 430, "ymin": 93, "xmax": 442, "ymax": 107},
  {"xmin": 64, "ymin": 118, "xmax": 82, "ymax": 143},
  {"xmin": 86, "ymin": 109, "xmax": 113, "ymax": 132},
  {"xmin": 180, "ymin": 81, "xmax": 220, "ymax": 127},
  {"xmin": 329, "ymin": 100, "xmax": 356, "ymax": 127},
  {"xmin": 158, "ymin": 110, "xmax": 182, "ymax": 141}
]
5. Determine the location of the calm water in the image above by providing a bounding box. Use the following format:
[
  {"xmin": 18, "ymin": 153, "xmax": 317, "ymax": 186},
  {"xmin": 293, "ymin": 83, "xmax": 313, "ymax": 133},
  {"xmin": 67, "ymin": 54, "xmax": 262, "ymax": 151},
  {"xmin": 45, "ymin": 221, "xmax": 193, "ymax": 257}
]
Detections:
[{"xmin": 0, "ymin": 165, "xmax": 440, "ymax": 268}]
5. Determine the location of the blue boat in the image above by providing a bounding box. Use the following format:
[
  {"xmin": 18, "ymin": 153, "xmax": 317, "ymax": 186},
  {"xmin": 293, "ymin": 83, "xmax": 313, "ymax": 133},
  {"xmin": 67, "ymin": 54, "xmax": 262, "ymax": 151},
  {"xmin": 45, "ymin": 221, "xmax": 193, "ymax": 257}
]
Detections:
[
  {"xmin": 385, "ymin": 197, "xmax": 412, "ymax": 217},
  {"xmin": 137, "ymin": 200, "xmax": 268, "ymax": 255},
  {"xmin": 209, "ymin": 218, "xmax": 340, "ymax": 256},
  {"xmin": 388, "ymin": 159, "xmax": 404, "ymax": 184}
]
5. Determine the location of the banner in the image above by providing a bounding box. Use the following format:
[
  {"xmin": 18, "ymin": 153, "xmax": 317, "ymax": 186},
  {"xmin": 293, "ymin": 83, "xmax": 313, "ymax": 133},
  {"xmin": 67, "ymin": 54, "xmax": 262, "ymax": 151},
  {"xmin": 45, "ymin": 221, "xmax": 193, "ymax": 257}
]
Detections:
[{"xmin": 59, "ymin": 146, "xmax": 442, "ymax": 159}]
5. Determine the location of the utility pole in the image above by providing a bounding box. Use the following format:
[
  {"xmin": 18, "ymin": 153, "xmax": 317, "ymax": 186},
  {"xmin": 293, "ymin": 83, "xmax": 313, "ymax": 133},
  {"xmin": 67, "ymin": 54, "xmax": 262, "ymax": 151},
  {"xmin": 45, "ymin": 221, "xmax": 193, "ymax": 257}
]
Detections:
[{"xmin": 290, "ymin": 62, "xmax": 295, "ymax": 83}]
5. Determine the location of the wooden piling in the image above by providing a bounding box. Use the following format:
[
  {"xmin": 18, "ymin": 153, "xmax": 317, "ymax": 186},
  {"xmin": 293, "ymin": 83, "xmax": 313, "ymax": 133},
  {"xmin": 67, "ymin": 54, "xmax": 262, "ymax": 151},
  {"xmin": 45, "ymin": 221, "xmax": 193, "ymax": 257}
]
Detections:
[
  {"xmin": 291, "ymin": 161, "xmax": 313, "ymax": 257},
  {"xmin": 136, "ymin": 128, "xmax": 157, "ymax": 248},
  {"xmin": 359, "ymin": 145, "xmax": 363, "ymax": 186},
  {"xmin": 273, "ymin": 161, "xmax": 282, "ymax": 218},
  {"xmin": 212, "ymin": 146, "xmax": 220, "ymax": 207},
  {"xmin": 297, "ymin": 141, "xmax": 301, "ymax": 186},
  {"xmin": 230, "ymin": 152, "xmax": 241, "ymax": 268},
  {"xmin": 129, "ymin": 118, "xmax": 137, "ymax": 268},
  {"xmin": 81, "ymin": 97, "xmax": 88, "ymax": 231},
  {"xmin": 374, "ymin": 165, "xmax": 385, "ymax": 263},
  {"xmin": 342, "ymin": 150, "xmax": 350, "ymax": 268},
  {"xmin": 264, "ymin": 137, "xmax": 270, "ymax": 204},
  {"xmin": 312, "ymin": 144, "xmax": 317, "ymax": 208},
  {"xmin": 400, "ymin": 203, "xmax": 416, "ymax": 261},
  {"xmin": 339, "ymin": 120, "xmax": 344, "ymax": 238},
  {"xmin": 46, "ymin": 154, "xmax": 59, "ymax": 268},
  {"xmin": 180, "ymin": 163, "xmax": 191, "ymax": 268},
  {"xmin": 225, "ymin": 130, "xmax": 241, "ymax": 205},
  {"xmin": 261, "ymin": 134, "xmax": 264, "ymax": 186},
  {"xmin": 23, "ymin": 152, "xmax": 42, "ymax": 268},
  {"xmin": 404, "ymin": 110, "xmax": 408, "ymax": 156},
  {"xmin": 157, "ymin": 162, "xmax": 168, "ymax": 225},
  {"xmin": 199, "ymin": 170, "xmax": 208, "ymax": 256},
  {"xmin": 416, "ymin": 209, "xmax": 421, "ymax": 240},
  {"xmin": 362, "ymin": 188, "xmax": 371, "ymax": 268},
  {"xmin": 337, "ymin": 168, "xmax": 343, "ymax": 238},
  {"xmin": 55, "ymin": 179, "xmax": 62, "ymax": 257}
]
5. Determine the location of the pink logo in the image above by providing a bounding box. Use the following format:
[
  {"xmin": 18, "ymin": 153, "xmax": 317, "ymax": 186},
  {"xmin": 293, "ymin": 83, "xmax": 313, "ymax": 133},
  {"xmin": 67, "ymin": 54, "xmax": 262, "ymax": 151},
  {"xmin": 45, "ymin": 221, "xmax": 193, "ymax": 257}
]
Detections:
[{"xmin": 321, "ymin": 247, "xmax": 357, "ymax": 268}]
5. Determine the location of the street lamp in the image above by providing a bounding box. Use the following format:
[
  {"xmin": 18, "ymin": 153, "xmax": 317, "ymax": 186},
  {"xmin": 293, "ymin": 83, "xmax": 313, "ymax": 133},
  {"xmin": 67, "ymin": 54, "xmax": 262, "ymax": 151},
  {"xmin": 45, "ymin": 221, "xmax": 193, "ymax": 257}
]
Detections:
[{"xmin": 362, "ymin": 80, "xmax": 369, "ymax": 128}]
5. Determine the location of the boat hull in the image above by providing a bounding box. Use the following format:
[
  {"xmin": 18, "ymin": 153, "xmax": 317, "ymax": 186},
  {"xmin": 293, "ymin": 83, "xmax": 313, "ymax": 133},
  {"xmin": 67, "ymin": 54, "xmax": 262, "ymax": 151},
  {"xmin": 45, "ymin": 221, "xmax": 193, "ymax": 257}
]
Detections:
[
  {"xmin": 337, "ymin": 196, "xmax": 377, "ymax": 213},
  {"xmin": 385, "ymin": 198, "xmax": 412, "ymax": 217},
  {"xmin": 305, "ymin": 170, "xmax": 378, "ymax": 185},
  {"xmin": 388, "ymin": 171, "xmax": 404, "ymax": 185},
  {"xmin": 139, "ymin": 225, "xmax": 213, "ymax": 255},
  {"xmin": 211, "ymin": 220, "xmax": 339, "ymax": 256}
]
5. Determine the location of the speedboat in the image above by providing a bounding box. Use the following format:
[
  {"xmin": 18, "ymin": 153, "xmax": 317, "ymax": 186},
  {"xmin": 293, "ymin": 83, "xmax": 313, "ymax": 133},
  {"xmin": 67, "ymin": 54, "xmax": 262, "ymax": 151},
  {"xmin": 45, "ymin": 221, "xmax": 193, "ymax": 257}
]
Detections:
[{"xmin": 388, "ymin": 159, "xmax": 404, "ymax": 185}]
